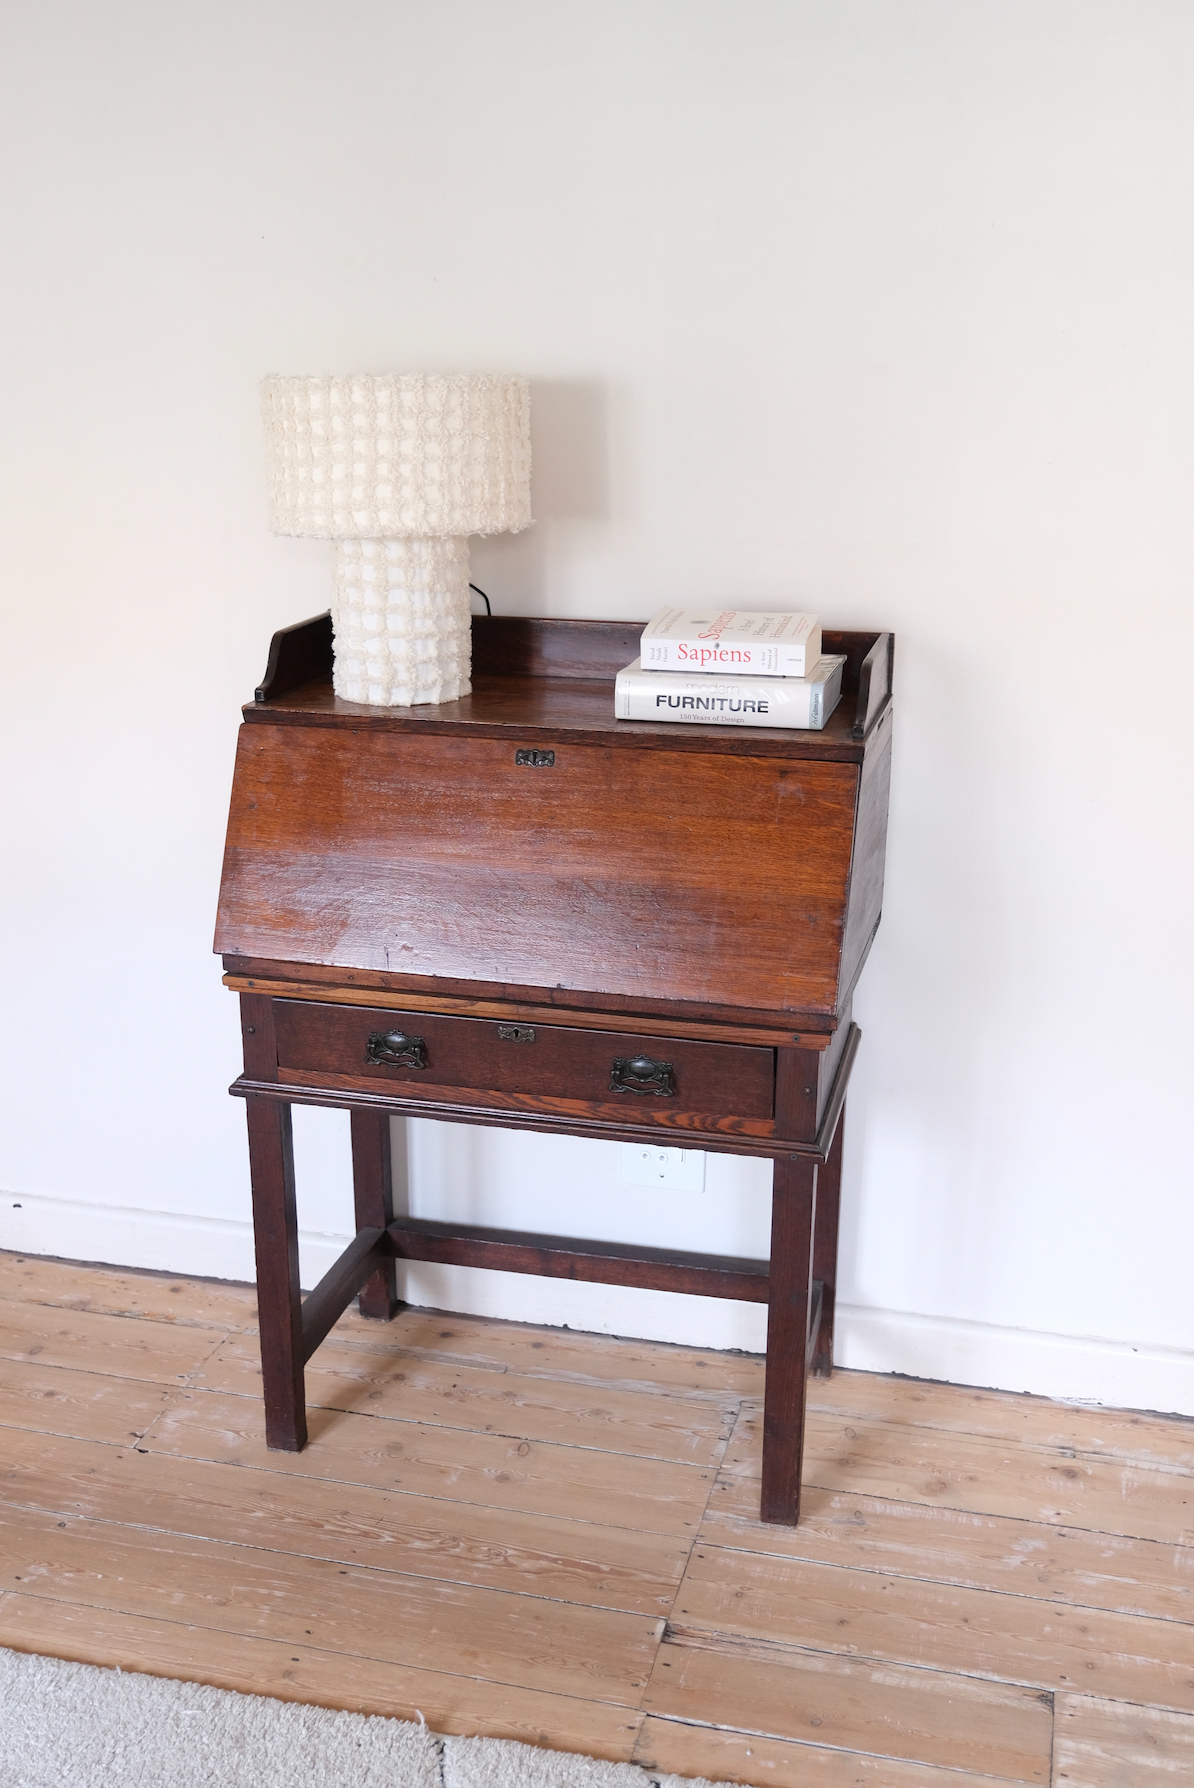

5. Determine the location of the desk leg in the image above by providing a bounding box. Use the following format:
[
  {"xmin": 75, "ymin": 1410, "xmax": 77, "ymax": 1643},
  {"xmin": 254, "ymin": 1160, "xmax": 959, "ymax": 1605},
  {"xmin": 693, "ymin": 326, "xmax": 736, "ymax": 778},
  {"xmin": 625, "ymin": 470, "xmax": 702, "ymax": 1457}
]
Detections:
[
  {"xmin": 245, "ymin": 1094, "xmax": 307, "ymax": 1451},
  {"xmin": 811, "ymin": 1102, "xmax": 845, "ymax": 1377},
  {"xmin": 351, "ymin": 1110, "xmax": 399, "ymax": 1320},
  {"xmin": 760, "ymin": 1155, "xmax": 817, "ymax": 1525}
]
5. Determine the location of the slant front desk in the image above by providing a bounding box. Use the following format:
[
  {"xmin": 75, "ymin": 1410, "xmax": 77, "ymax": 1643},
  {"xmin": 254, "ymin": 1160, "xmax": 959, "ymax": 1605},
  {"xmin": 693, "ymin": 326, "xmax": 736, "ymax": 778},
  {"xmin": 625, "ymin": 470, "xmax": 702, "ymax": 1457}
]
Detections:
[{"xmin": 215, "ymin": 614, "xmax": 894, "ymax": 1524}]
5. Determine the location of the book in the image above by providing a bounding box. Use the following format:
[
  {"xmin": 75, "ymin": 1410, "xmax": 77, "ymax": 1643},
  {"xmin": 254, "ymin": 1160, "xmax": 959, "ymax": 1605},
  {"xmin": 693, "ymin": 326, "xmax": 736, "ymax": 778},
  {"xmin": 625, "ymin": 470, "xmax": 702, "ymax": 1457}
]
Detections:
[
  {"xmin": 640, "ymin": 607, "xmax": 822, "ymax": 676},
  {"xmin": 614, "ymin": 655, "xmax": 846, "ymax": 730}
]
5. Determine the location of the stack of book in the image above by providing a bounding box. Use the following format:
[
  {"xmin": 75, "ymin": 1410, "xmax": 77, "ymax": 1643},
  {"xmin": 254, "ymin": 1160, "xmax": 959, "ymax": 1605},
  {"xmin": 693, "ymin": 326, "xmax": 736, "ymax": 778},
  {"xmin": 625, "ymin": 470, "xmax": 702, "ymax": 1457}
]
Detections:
[{"xmin": 614, "ymin": 607, "xmax": 846, "ymax": 730}]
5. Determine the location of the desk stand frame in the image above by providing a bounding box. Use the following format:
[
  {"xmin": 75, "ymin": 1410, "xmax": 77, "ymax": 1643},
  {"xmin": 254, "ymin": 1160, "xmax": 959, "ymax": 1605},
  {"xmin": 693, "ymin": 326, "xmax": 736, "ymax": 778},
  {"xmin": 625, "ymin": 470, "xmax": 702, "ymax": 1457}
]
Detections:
[{"xmin": 241, "ymin": 1075, "xmax": 847, "ymax": 1528}]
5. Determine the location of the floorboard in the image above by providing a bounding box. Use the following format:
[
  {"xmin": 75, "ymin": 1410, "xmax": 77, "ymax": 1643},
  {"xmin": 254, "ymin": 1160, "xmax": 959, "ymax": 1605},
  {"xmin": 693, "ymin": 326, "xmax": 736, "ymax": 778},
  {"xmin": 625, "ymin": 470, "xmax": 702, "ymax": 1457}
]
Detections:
[
  {"xmin": 0, "ymin": 1249, "xmax": 1192, "ymax": 1784},
  {"xmin": 148, "ymin": 1387, "xmax": 716, "ymax": 1532},
  {"xmin": 199, "ymin": 1329, "xmax": 737, "ymax": 1465},
  {"xmin": 669, "ymin": 1545, "xmax": 1194, "ymax": 1711},
  {"xmin": 704, "ymin": 1474, "xmax": 1194, "ymax": 1623},
  {"xmin": 0, "ymin": 1594, "xmax": 643, "ymax": 1758},
  {"xmin": 0, "ymin": 1255, "xmax": 259, "ymax": 1330},
  {"xmin": 633, "ymin": 1716, "xmax": 1015, "ymax": 1788},
  {"xmin": 640, "ymin": 1635, "xmax": 1053, "ymax": 1781},
  {"xmin": 804, "ymin": 1371, "xmax": 1194, "ymax": 1475},
  {"xmin": 0, "ymin": 1359, "xmax": 178, "ymax": 1443},
  {"xmin": 1053, "ymin": 1693, "xmax": 1194, "ymax": 1784},
  {"xmin": 0, "ymin": 1427, "xmax": 689, "ymax": 1614},
  {"xmin": 0, "ymin": 1295, "xmax": 228, "ymax": 1384},
  {"xmin": 0, "ymin": 1502, "xmax": 662, "ymax": 1703},
  {"xmin": 726, "ymin": 1408, "xmax": 1194, "ymax": 1544}
]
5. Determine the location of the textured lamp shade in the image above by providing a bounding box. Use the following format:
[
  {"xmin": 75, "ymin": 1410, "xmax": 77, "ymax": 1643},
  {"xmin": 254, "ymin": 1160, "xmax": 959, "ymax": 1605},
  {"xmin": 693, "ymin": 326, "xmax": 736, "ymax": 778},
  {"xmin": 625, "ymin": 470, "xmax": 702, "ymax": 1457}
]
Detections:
[{"xmin": 261, "ymin": 374, "xmax": 531, "ymax": 705}]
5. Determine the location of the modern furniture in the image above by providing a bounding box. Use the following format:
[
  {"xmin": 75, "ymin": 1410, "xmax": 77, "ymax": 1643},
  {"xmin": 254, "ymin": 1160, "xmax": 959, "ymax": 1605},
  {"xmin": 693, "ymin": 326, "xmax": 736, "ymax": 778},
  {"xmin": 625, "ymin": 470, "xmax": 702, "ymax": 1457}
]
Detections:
[{"xmin": 215, "ymin": 614, "xmax": 894, "ymax": 1524}]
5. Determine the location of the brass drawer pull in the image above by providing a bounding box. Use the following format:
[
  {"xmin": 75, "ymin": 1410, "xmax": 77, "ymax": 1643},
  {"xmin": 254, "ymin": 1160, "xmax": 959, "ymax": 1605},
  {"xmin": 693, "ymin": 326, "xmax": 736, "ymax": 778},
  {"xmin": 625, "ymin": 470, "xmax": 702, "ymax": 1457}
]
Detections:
[
  {"xmin": 610, "ymin": 1054, "xmax": 676, "ymax": 1097},
  {"xmin": 366, "ymin": 1030, "xmax": 428, "ymax": 1069},
  {"xmin": 498, "ymin": 1024, "xmax": 537, "ymax": 1043}
]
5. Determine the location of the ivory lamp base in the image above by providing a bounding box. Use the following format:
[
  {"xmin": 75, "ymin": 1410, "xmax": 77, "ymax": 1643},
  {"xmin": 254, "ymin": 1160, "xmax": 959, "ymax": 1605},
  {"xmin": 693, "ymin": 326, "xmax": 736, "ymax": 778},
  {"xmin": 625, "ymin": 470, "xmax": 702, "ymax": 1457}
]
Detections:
[{"xmin": 331, "ymin": 536, "xmax": 471, "ymax": 706}]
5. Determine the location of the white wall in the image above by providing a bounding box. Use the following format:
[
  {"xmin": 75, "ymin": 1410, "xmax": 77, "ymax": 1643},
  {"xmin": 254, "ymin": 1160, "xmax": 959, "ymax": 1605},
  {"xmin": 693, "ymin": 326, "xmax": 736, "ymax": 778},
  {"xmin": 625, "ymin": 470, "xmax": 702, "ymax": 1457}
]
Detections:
[{"xmin": 2, "ymin": 0, "xmax": 1192, "ymax": 1411}]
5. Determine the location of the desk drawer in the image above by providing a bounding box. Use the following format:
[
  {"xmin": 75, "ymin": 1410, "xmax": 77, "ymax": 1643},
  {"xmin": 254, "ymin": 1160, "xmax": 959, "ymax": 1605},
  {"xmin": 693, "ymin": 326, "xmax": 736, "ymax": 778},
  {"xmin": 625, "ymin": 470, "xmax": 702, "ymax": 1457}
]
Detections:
[{"xmin": 271, "ymin": 1000, "xmax": 775, "ymax": 1130}]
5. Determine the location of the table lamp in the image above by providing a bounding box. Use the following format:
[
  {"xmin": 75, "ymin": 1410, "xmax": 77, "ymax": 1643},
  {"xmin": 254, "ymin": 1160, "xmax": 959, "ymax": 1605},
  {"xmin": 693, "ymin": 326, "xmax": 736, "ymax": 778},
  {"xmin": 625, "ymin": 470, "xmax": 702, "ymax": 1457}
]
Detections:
[{"xmin": 261, "ymin": 374, "xmax": 532, "ymax": 705}]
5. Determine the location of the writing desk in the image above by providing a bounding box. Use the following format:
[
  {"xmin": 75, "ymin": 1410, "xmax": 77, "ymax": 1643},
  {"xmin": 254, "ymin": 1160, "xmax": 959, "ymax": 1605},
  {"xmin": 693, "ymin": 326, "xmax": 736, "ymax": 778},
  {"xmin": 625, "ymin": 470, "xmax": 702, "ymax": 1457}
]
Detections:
[{"xmin": 215, "ymin": 614, "xmax": 893, "ymax": 1524}]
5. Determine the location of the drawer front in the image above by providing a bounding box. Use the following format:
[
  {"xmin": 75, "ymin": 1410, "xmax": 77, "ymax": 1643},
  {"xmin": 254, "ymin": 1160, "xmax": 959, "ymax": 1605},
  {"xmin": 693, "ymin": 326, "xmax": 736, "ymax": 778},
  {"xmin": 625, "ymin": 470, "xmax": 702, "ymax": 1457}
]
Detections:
[{"xmin": 271, "ymin": 1000, "xmax": 775, "ymax": 1128}]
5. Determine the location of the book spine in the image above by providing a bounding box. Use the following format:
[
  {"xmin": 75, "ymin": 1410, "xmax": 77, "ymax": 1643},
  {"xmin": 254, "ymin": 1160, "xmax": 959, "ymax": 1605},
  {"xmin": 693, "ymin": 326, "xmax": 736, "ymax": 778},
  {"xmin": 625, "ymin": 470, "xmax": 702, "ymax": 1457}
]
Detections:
[
  {"xmin": 616, "ymin": 679, "xmax": 818, "ymax": 728},
  {"xmin": 641, "ymin": 640, "xmax": 813, "ymax": 675}
]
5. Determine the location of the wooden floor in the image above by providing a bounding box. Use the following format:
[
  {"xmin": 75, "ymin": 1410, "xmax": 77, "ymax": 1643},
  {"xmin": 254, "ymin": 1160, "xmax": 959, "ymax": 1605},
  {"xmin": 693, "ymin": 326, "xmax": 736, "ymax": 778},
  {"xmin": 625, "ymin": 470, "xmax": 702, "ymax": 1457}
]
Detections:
[{"xmin": 1, "ymin": 1254, "xmax": 1193, "ymax": 1786}]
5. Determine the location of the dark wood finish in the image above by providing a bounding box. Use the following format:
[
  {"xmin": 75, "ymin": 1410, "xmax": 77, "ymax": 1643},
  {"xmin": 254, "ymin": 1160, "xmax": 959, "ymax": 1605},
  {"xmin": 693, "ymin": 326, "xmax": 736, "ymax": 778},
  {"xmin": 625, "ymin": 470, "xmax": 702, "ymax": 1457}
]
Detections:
[
  {"xmin": 244, "ymin": 1094, "xmax": 305, "ymax": 1451},
  {"xmin": 814, "ymin": 998, "xmax": 855, "ymax": 1124},
  {"xmin": 822, "ymin": 627, "xmax": 886, "ymax": 701},
  {"xmin": 806, "ymin": 1278, "xmax": 825, "ymax": 1368},
  {"xmin": 299, "ymin": 1226, "xmax": 390, "ymax": 1360},
  {"xmin": 224, "ymin": 957, "xmax": 843, "ymax": 1040},
  {"xmin": 812, "ymin": 1022, "xmax": 860, "ymax": 1160},
  {"xmin": 218, "ymin": 615, "xmax": 893, "ymax": 1525},
  {"xmin": 350, "ymin": 1111, "xmax": 398, "ymax": 1320},
  {"xmin": 226, "ymin": 971, "xmax": 814, "ymax": 1048},
  {"xmin": 238, "ymin": 673, "xmax": 871, "ymax": 764},
  {"xmin": 246, "ymin": 611, "xmax": 886, "ymax": 705},
  {"xmin": 217, "ymin": 730, "xmax": 859, "ymax": 1015},
  {"xmin": 851, "ymin": 630, "xmax": 894, "ymax": 739},
  {"xmin": 235, "ymin": 1073, "xmax": 788, "ymax": 1155},
  {"xmin": 760, "ymin": 1154, "xmax": 818, "ymax": 1524},
  {"xmin": 768, "ymin": 999, "xmax": 854, "ymax": 1150},
  {"xmin": 238, "ymin": 991, "xmax": 279, "ymax": 1082},
  {"xmin": 254, "ymin": 611, "xmax": 334, "ymax": 703},
  {"xmin": 228, "ymin": 1023, "xmax": 860, "ymax": 1164},
  {"xmin": 273, "ymin": 1000, "xmax": 775, "ymax": 1125},
  {"xmin": 774, "ymin": 1045, "xmax": 819, "ymax": 1140},
  {"xmin": 473, "ymin": 614, "xmax": 643, "ymax": 680},
  {"xmin": 839, "ymin": 725, "xmax": 894, "ymax": 1004},
  {"xmin": 811, "ymin": 1102, "xmax": 846, "ymax": 1377},
  {"xmin": 388, "ymin": 1219, "xmax": 769, "ymax": 1302}
]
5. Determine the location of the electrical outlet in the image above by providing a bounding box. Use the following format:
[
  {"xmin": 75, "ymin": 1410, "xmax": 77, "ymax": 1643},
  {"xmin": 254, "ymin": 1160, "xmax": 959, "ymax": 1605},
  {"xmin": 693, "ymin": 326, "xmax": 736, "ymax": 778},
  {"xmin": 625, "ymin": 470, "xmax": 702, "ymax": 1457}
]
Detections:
[{"xmin": 617, "ymin": 1143, "xmax": 706, "ymax": 1192}]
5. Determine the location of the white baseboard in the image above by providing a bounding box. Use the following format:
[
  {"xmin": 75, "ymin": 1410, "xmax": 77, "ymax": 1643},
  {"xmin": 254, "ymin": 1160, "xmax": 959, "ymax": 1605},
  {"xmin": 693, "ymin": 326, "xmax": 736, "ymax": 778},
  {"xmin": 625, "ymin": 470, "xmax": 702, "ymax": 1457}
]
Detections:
[
  {"xmin": 0, "ymin": 1192, "xmax": 346, "ymax": 1292},
  {"xmin": 4, "ymin": 1191, "xmax": 1192, "ymax": 1417},
  {"xmin": 835, "ymin": 1303, "xmax": 1194, "ymax": 1418}
]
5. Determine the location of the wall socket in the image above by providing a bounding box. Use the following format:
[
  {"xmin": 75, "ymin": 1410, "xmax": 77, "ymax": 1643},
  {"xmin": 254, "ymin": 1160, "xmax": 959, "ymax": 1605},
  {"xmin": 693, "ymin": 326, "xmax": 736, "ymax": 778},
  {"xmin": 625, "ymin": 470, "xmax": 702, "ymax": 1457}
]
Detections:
[{"xmin": 617, "ymin": 1143, "xmax": 706, "ymax": 1192}]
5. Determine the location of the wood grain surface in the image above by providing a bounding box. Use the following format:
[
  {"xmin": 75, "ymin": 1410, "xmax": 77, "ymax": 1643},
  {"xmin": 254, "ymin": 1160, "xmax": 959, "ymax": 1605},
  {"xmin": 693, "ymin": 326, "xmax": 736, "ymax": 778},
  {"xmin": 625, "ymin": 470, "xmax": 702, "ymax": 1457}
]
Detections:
[
  {"xmin": 243, "ymin": 666, "xmax": 874, "ymax": 766},
  {"xmin": 216, "ymin": 725, "xmax": 860, "ymax": 1014},
  {"xmin": 194, "ymin": 1329, "xmax": 739, "ymax": 1466},
  {"xmin": 1053, "ymin": 1693, "xmax": 1194, "ymax": 1784},
  {"xmin": 273, "ymin": 999, "xmax": 777, "ymax": 1120},
  {"xmin": 633, "ymin": 1715, "xmax": 1001, "ymax": 1788},
  {"xmin": 723, "ymin": 1408, "xmax": 1194, "ymax": 1544},
  {"xmin": 0, "ymin": 1595, "xmax": 642, "ymax": 1758},
  {"xmin": 640, "ymin": 1635, "xmax": 1052, "ymax": 1781},
  {"xmin": 3, "ymin": 1250, "xmax": 1193, "ymax": 1783},
  {"xmin": 221, "ymin": 960, "xmax": 843, "ymax": 1041},
  {"xmin": 224, "ymin": 975, "xmax": 816, "ymax": 1047}
]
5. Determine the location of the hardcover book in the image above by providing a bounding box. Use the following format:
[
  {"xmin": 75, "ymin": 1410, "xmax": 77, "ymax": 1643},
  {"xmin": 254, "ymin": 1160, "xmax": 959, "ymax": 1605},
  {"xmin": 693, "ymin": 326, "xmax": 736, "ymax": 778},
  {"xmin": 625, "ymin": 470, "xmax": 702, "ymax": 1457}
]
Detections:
[
  {"xmin": 615, "ymin": 655, "xmax": 846, "ymax": 730},
  {"xmin": 641, "ymin": 607, "xmax": 822, "ymax": 676}
]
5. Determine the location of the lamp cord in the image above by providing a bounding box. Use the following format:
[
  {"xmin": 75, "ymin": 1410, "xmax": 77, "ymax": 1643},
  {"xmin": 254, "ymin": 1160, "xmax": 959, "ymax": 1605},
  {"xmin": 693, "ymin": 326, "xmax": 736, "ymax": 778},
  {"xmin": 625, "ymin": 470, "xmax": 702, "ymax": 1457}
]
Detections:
[{"xmin": 469, "ymin": 583, "xmax": 492, "ymax": 616}]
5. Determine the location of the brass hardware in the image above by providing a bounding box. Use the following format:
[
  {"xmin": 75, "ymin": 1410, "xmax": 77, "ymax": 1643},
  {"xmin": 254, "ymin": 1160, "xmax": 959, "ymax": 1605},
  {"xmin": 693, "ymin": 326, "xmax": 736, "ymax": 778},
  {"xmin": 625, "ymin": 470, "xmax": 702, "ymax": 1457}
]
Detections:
[
  {"xmin": 497, "ymin": 1024, "xmax": 537, "ymax": 1042},
  {"xmin": 365, "ymin": 1030, "xmax": 428, "ymax": 1069},
  {"xmin": 515, "ymin": 748, "xmax": 555, "ymax": 767},
  {"xmin": 609, "ymin": 1054, "xmax": 676, "ymax": 1097}
]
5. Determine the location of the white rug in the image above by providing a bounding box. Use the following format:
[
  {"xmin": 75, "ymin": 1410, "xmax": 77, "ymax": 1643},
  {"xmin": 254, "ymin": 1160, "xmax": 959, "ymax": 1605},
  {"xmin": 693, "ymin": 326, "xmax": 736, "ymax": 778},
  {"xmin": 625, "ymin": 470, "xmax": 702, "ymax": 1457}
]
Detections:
[{"xmin": 0, "ymin": 1648, "xmax": 719, "ymax": 1788}]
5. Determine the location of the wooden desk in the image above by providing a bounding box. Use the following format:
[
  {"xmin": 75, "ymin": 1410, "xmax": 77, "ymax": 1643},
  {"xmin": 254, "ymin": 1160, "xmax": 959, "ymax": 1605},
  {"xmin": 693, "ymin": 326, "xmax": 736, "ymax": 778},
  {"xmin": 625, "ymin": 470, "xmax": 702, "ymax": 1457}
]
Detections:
[{"xmin": 215, "ymin": 615, "xmax": 894, "ymax": 1524}]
